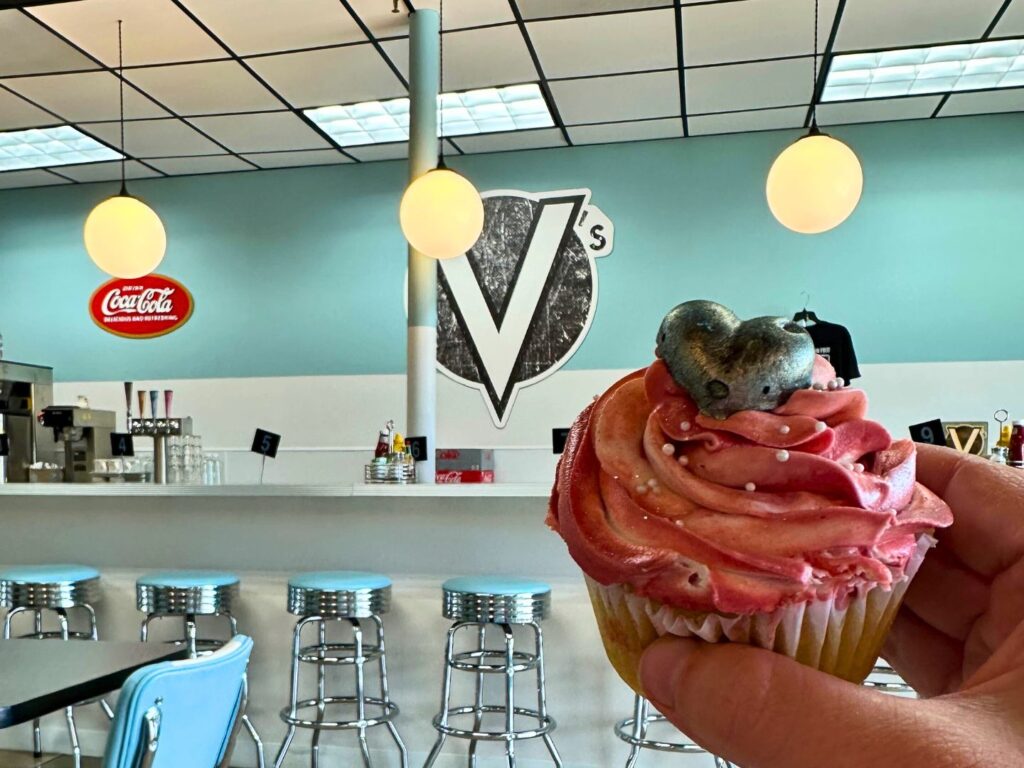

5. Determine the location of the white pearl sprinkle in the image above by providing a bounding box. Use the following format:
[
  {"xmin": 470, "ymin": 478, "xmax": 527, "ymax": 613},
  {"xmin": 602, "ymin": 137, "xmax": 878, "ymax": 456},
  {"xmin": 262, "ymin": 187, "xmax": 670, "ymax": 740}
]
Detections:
[
  {"xmin": 745, "ymin": 482, "xmax": 757, "ymax": 492},
  {"xmin": 843, "ymin": 461, "xmax": 854, "ymax": 471},
  {"xmin": 814, "ymin": 421, "xmax": 827, "ymax": 433},
  {"xmin": 827, "ymin": 379, "xmax": 841, "ymax": 391},
  {"xmin": 812, "ymin": 383, "xmax": 825, "ymax": 391},
  {"xmin": 647, "ymin": 478, "xmax": 658, "ymax": 488},
  {"xmin": 680, "ymin": 421, "xmax": 691, "ymax": 432},
  {"xmin": 661, "ymin": 443, "xmax": 675, "ymax": 456},
  {"xmin": 674, "ymin": 519, "xmax": 685, "ymax": 527},
  {"xmin": 635, "ymin": 485, "xmax": 648, "ymax": 494},
  {"xmin": 779, "ymin": 425, "xmax": 791, "ymax": 435},
  {"xmin": 776, "ymin": 450, "xmax": 790, "ymax": 463},
  {"xmin": 642, "ymin": 515, "xmax": 649, "ymax": 521},
  {"xmin": 678, "ymin": 455, "xmax": 689, "ymax": 467},
  {"xmin": 853, "ymin": 463, "xmax": 865, "ymax": 473}
]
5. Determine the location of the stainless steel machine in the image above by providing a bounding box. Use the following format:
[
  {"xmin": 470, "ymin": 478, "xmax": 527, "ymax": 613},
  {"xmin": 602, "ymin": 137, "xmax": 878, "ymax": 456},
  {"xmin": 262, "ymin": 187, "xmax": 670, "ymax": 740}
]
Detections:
[
  {"xmin": 0, "ymin": 362, "xmax": 57, "ymax": 483},
  {"xmin": 40, "ymin": 406, "xmax": 116, "ymax": 483},
  {"xmin": 130, "ymin": 416, "xmax": 192, "ymax": 484}
]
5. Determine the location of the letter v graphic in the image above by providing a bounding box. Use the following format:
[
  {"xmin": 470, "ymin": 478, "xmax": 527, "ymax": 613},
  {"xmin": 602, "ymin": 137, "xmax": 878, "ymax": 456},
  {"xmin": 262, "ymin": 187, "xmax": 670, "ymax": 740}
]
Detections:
[{"xmin": 439, "ymin": 195, "xmax": 584, "ymax": 424}]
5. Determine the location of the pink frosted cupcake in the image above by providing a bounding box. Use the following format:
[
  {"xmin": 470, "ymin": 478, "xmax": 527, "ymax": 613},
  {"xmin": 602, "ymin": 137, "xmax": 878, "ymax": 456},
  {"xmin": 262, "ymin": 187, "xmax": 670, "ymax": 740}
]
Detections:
[{"xmin": 548, "ymin": 301, "xmax": 952, "ymax": 692}]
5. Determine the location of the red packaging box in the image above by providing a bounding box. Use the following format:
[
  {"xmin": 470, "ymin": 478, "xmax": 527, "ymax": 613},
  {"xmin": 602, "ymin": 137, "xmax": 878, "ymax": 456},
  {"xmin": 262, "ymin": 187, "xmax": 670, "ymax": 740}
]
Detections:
[{"xmin": 435, "ymin": 469, "xmax": 495, "ymax": 484}]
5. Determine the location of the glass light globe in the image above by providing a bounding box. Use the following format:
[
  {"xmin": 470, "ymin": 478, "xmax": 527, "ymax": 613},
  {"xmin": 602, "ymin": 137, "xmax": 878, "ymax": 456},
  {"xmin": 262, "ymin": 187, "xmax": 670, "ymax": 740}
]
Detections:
[
  {"xmin": 400, "ymin": 167, "xmax": 484, "ymax": 260},
  {"xmin": 84, "ymin": 194, "xmax": 167, "ymax": 278},
  {"xmin": 766, "ymin": 132, "xmax": 863, "ymax": 234}
]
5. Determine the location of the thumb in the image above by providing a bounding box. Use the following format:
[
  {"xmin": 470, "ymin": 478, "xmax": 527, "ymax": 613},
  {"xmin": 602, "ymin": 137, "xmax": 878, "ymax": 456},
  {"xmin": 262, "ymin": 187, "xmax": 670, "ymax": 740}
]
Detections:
[{"xmin": 639, "ymin": 637, "xmax": 914, "ymax": 768}]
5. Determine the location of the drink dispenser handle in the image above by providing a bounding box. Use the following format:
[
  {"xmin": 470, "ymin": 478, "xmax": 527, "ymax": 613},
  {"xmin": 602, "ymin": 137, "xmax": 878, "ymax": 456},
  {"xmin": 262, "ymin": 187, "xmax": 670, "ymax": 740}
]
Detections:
[
  {"xmin": 164, "ymin": 390, "xmax": 173, "ymax": 419},
  {"xmin": 124, "ymin": 382, "xmax": 133, "ymax": 426},
  {"xmin": 137, "ymin": 391, "xmax": 147, "ymax": 419},
  {"xmin": 149, "ymin": 391, "xmax": 158, "ymax": 422}
]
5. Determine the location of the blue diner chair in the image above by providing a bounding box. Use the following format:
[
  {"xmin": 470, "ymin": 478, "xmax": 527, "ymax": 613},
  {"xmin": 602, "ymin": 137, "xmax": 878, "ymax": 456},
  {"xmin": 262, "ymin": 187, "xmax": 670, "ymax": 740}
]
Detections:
[{"xmin": 102, "ymin": 634, "xmax": 254, "ymax": 768}]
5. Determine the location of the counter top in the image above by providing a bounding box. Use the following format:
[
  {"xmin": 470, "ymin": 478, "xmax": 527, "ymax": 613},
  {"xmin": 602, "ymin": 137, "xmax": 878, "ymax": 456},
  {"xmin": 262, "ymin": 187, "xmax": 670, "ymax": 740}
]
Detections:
[{"xmin": 0, "ymin": 482, "xmax": 551, "ymax": 498}]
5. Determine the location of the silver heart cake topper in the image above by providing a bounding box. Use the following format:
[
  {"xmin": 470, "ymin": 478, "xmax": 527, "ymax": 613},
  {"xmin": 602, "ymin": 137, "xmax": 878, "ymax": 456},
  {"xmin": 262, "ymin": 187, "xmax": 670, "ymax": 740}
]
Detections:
[{"xmin": 655, "ymin": 300, "xmax": 815, "ymax": 419}]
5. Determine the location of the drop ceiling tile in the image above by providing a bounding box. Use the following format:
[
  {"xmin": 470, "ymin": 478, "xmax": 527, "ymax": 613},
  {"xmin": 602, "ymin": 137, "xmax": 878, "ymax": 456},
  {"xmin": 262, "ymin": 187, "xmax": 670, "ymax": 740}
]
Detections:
[
  {"xmin": 247, "ymin": 45, "xmax": 405, "ymax": 109},
  {"xmin": 683, "ymin": 0, "xmax": 839, "ymax": 66},
  {"xmin": 815, "ymin": 96, "xmax": 941, "ymax": 126},
  {"xmin": 244, "ymin": 149, "xmax": 353, "ymax": 167},
  {"xmin": 79, "ymin": 118, "xmax": 223, "ymax": 157},
  {"xmin": 518, "ymin": 0, "xmax": 672, "ymax": 20},
  {"xmin": 188, "ymin": 112, "xmax": 330, "ymax": 153},
  {"xmin": 0, "ymin": 87, "xmax": 56, "ymax": 130},
  {"xmin": 550, "ymin": 70, "xmax": 680, "ymax": 124},
  {"xmin": 1, "ymin": 71, "xmax": 168, "ymax": 122},
  {"xmin": 147, "ymin": 154, "xmax": 254, "ymax": 175},
  {"xmin": 688, "ymin": 107, "xmax": 806, "ymax": 135},
  {"xmin": 180, "ymin": 0, "xmax": 364, "ymax": 56},
  {"xmin": 455, "ymin": 127, "xmax": 567, "ymax": 153},
  {"xmin": 56, "ymin": 160, "xmax": 161, "ymax": 183},
  {"xmin": 346, "ymin": 0, "xmax": 512, "ymax": 37},
  {"xmin": 345, "ymin": 143, "xmax": 408, "ymax": 162},
  {"xmin": 528, "ymin": 10, "xmax": 676, "ymax": 79},
  {"xmin": 383, "ymin": 26, "xmax": 536, "ymax": 92},
  {"xmin": 567, "ymin": 117, "xmax": 682, "ymax": 145},
  {"xmin": 0, "ymin": 169, "xmax": 72, "ymax": 189},
  {"xmin": 28, "ymin": 0, "xmax": 227, "ymax": 67},
  {"xmin": 940, "ymin": 88, "xmax": 1024, "ymax": 116},
  {"xmin": 994, "ymin": 0, "xmax": 1024, "ymax": 35},
  {"xmin": 835, "ymin": 0, "xmax": 1005, "ymax": 51},
  {"xmin": 126, "ymin": 60, "xmax": 282, "ymax": 115},
  {"xmin": 686, "ymin": 57, "xmax": 814, "ymax": 114},
  {"xmin": 0, "ymin": 10, "xmax": 99, "ymax": 76}
]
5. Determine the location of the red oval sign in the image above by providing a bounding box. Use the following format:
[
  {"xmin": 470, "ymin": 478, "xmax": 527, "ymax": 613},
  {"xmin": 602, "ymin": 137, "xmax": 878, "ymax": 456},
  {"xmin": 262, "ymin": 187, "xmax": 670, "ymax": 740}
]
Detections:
[{"xmin": 89, "ymin": 274, "xmax": 194, "ymax": 339}]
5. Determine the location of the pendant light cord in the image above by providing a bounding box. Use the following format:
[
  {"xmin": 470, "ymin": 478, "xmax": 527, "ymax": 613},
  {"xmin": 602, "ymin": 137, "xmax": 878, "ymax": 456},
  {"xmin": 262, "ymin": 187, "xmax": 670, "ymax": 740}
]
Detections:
[
  {"xmin": 117, "ymin": 19, "xmax": 127, "ymax": 195},
  {"xmin": 810, "ymin": 0, "xmax": 819, "ymax": 131},
  {"xmin": 437, "ymin": 0, "xmax": 446, "ymax": 169}
]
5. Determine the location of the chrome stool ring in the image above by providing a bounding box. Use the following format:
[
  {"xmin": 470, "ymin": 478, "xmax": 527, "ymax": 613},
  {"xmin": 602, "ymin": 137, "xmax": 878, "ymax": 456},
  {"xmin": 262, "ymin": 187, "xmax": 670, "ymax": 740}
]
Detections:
[
  {"xmin": 137, "ymin": 582, "xmax": 238, "ymax": 615},
  {"xmin": 280, "ymin": 696, "xmax": 401, "ymax": 731},
  {"xmin": 433, "ymin": 705, "xmax": 557, "ymax": 741},
  {"xmin": 0, "ymin": 576, "xmax": 100, "ymax": 610}
]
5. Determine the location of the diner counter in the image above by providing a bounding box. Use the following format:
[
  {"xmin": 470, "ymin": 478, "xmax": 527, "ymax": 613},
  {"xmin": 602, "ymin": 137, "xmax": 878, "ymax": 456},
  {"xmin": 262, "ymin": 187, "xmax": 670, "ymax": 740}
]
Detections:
[{"xmin": 0, "ymin": 483, "xmax": 667, "ymax": 767}]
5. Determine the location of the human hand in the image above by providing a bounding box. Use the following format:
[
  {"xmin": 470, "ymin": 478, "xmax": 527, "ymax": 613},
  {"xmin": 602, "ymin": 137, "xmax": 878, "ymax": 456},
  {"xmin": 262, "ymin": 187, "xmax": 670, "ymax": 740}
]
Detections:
[{"xmin": 638, "ymin": 444, "xmax": 1024, "ymax": 768}]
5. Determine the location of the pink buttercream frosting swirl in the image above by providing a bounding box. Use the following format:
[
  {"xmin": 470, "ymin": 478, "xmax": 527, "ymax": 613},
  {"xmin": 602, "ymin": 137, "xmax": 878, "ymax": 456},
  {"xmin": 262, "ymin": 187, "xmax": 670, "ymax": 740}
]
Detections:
[{"xmin": 548, "ymin": 358, "xmax": 953, "ymax": 614}]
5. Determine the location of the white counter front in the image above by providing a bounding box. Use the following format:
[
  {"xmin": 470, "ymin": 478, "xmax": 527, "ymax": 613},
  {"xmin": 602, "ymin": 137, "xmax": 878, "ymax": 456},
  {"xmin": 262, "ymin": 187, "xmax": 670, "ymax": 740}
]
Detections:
[{"xmin": 0, "ymin": 486, "xmax": 707, "ymax": 767}]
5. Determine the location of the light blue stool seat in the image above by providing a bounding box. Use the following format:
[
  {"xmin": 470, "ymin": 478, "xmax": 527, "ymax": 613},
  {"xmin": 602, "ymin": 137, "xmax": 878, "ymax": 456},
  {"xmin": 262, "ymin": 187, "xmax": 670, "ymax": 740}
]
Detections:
[
  {"xmin": 137, "ymin": 570, "xmax": 240, "ymax": 615},
  {"xmin": 442, "ymin": 576, "xmax": 551, "ymax": 624},
  {"xmin": 0, "ymin": 564, "xmax": 101, "ymax": 609},
  {"xmin": 287, "ymin": 571, "xmax": 392, "ymax": 618},
  {"xmin": 103, "ymin": 635, "xmax": 254, "ymax": 768}
]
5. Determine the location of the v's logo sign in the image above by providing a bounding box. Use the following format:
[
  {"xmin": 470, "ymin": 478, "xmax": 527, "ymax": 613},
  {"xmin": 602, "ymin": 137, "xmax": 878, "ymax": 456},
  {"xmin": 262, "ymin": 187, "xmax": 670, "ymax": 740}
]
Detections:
[{"xmin": 437, "ymin": 189, "xmax": 614, "ymax": 428}]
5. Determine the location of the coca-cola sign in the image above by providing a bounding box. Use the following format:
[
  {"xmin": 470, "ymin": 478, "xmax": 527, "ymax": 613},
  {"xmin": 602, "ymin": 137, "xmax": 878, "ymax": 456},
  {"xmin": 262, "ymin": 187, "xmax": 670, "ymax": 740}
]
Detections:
[{"xmin": 89, "ymin": 274, "xmax": 194, "ymax": 339}]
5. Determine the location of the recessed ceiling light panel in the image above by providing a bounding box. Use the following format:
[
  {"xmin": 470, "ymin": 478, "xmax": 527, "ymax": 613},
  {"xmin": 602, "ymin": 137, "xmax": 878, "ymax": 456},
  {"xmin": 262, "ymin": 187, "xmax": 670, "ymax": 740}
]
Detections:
[
  {"xmin": 0, "ymin": 126, "xmax": 122, "ymax": 172},
  {"xmin": 305, "ymin": 83, "xmax": 554, "ymax": 147},
  {"xmin": 823, "ymin": 38, "xmax": 1024, "ymax": 101}
]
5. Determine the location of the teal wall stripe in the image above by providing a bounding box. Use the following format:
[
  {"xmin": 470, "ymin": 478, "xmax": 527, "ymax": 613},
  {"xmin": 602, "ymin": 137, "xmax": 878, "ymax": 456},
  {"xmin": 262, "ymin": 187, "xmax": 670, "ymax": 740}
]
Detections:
[{"xmin": 0, "ymin": 113, "xmax": 1021, "ymax": 382}]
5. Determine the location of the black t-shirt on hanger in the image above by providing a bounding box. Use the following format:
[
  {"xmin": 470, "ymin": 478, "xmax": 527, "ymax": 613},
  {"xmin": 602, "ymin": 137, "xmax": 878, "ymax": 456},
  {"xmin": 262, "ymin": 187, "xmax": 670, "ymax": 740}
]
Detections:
[{"xmin": 805, "ymin": 321, "xmax": 860, "ymax": 385}]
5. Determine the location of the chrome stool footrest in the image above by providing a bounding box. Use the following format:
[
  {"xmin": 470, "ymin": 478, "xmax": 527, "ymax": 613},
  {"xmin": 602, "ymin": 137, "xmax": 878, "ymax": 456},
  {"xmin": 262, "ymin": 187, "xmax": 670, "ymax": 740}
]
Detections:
[
  {"xmin": 280, "ymin": 696, "xmax": 401, "ymax": 731},
  {"xmin": 450, "ymin": 647, "xmax": 538, "ymax": 674},
  {"xmin": 297, "ymin": 641, "xmax": 383, "ymax": 666},
  {"xmin": 615, "ymin": 713, "xmax": 704, "ymax": 753},
  {"xmin": 433, "ymin": 704, "xmax": 556, "ymax": 741}
]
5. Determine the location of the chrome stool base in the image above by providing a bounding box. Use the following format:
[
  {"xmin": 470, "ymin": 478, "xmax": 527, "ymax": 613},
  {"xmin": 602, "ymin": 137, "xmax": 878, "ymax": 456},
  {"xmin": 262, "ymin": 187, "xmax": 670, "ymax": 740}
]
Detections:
[
  {"xmin": 137, "ymin": 574, "xmax": 264, "ymax": 768},
  {"xmin": 274, "ymin": 613, "xmax": 408, "ymax": 768},
  {"xmin": 2, "ymin": 602, "xmax": 113, "ymax": 768},
  {"xmin": 617, "ymin": 695, "xmax": 734, "ymax": 768},
  {"xmin": 423, "ymin": 620, "xmax": 562, "ymax": 768}
]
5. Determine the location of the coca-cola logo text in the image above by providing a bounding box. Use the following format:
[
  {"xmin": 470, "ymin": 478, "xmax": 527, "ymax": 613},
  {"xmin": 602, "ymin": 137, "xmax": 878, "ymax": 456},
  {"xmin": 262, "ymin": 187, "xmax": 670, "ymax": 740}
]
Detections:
[{"xmin": 89, "ymin": 274, "xmax": 194, "ymax": 339}]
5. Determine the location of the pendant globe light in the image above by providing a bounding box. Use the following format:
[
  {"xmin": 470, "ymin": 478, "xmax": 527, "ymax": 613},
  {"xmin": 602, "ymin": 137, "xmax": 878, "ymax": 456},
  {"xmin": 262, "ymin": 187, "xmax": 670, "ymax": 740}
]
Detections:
[
  {"xmin": 399, "ymin": 0, "xmax": 484, "ymax": 260},
  {"xmin": 84, "ymin": 21, "xmax": 166, "ymax": 278},
  {"xmin": 766, "ymin": 0, "xmax": 863, "ymax": 234}
]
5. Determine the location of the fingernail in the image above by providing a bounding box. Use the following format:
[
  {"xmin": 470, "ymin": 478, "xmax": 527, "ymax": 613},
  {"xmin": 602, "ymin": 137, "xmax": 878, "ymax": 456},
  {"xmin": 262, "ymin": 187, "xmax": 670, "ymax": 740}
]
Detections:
[{"xmin": 639, "ymin": 637, "xmax": 698, "ymax": 709}]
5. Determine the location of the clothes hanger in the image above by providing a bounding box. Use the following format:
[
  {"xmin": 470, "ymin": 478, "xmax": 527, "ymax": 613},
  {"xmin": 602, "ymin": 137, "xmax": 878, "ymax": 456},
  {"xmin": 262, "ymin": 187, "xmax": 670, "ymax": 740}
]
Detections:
[{"xmin": 793, "ymin": 292, "xmax": 820, "ymax": 326}]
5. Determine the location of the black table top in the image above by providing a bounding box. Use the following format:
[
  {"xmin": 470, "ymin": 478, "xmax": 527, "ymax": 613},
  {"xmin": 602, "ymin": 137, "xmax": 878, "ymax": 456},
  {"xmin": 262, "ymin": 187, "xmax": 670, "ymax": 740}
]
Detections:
[{"xmin": 0, "ymin": 640, "xmax": 189, "ymax": 728}]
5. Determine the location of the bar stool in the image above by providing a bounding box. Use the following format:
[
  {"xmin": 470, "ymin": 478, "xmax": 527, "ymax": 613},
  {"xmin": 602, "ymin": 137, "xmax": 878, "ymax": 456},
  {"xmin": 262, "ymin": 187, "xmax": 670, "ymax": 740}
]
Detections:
[
  {"xmin": 0, "ymin": 563, "xmax": 114, "ymax": 767},
  {"xmin": 617, "ymin": 695, "xmax": 734, "ymax": 768},
  {"xmin": 423, "ymin": 576, "xmax": 562, "ymax": 768},
  {"xmin": 274, "ymin": 571, "xmax": 407, "ymax": 768},
  {"xmin": 136, "ymin": 570, "xmax": 265, "ymax": 767},
  {"xmin": 864, "ymin": 660, "xmax": 915, "ymax": 696}
]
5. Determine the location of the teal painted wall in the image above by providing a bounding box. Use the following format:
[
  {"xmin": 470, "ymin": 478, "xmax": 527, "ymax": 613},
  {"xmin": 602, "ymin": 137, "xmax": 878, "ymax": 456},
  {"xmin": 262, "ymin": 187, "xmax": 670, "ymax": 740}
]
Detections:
[{"xmin": 1, "ymin": 113, "xmax": 1021, "ymax": 382}]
